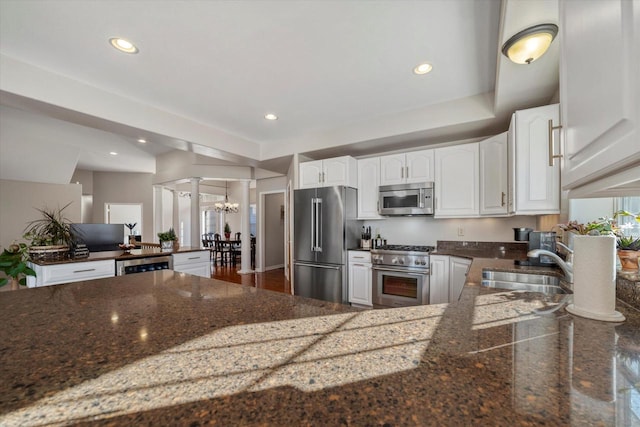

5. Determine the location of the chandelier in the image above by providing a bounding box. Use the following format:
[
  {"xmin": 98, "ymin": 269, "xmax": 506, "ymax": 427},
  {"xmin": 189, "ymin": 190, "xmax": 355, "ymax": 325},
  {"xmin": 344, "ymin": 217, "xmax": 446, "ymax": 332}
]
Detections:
[{"xmin": 214, "ymin": 181, "xmax": 239, "ymax": 213}]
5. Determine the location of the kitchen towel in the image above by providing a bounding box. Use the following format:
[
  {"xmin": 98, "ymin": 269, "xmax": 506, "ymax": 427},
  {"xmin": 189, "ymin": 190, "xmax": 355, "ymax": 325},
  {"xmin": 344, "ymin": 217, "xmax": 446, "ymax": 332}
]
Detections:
[{"xmin": 566, "ymin": 235, "xmax": 625, "ymax": 322}]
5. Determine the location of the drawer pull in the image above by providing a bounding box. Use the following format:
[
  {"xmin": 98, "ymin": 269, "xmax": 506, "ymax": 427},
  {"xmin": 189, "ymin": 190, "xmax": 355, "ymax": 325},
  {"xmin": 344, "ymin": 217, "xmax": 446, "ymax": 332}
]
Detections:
[
  {"xmin": 73, "ymin": 268, "xmax": 96, "ymax": 273},
  {"xmin": 188, "ymin": 256, "xmax": 200, "ymax": 260}
]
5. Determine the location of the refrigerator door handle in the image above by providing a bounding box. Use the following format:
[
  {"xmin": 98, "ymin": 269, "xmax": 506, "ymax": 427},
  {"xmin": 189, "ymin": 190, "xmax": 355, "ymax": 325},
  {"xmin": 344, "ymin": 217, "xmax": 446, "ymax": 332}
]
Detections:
[
  {"xmin": 315, "ymin": 198, "xmax": 323, "ymax": 252},
  {"xmin": 310, "ymin": 198, "xmax": 316, "ymax": 252},
  {"xmin": 294, "ymin": 262, "xmax": 341, "ymax": 270}
]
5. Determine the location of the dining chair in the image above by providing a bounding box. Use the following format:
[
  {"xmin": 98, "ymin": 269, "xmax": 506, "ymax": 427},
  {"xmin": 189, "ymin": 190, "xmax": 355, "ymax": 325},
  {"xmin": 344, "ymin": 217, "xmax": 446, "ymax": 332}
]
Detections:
[{"xmin": 213, "ymin": 234, "xmax": 230, "ymax": 266}]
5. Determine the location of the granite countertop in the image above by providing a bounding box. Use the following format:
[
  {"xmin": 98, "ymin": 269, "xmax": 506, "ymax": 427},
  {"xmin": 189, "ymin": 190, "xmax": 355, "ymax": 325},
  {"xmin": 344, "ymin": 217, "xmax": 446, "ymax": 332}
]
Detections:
[
  {"xmin": 30, "ymin": 246, "xmax": 208, "ymax": 266},
  {"xmin": 1, "ymin": 259, "xmax": 639, "ymax": 425}
]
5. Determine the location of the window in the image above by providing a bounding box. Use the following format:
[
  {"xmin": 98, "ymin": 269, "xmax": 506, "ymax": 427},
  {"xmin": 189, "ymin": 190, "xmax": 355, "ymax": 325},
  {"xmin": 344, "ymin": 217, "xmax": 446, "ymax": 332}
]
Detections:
[
  {"xmin": 616, "ymin": 197, "xmax": 640, "ymax": 238},
  {"xmin": 250, "ymin": 204, "xmax": 257, "ymax": 236}
]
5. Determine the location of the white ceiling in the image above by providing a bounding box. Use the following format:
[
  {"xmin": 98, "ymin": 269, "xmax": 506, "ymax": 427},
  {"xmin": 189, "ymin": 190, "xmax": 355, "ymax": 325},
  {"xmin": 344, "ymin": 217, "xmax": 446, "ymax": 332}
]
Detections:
[{"xmin": 0, "ymin": 0, "xmax": 559, "ymax": 181}]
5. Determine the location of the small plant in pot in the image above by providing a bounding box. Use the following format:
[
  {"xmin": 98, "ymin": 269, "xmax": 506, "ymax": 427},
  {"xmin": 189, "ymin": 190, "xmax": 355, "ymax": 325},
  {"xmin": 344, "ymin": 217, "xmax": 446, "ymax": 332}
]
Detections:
[
  {"xmin": 224, "ymin": 223, "xmax": 231, "ymax": 240},
  {"xmin": 0, "ymin": 242, "xmax": 36, "ymax": 289},
  {"xmin": 23, "ymin": 202, "xmax": 74, "ymax": 260},
  {"xmin": 157, "ymin": 228, "xmax": 177, "ymax": 250},
  {"xmin": 616, "ymin": 235, "xmax": 640, "ymax": 271}
]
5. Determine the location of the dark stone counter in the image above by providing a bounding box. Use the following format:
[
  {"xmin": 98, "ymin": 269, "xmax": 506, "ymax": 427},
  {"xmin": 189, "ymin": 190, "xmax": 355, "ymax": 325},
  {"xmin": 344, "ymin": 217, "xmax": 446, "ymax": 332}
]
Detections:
[
  {"xmin": 30, "ymin": 246, "xmax": 207, "ymax": 266},
  {"xmin": 1, "ymin": 261, "xmax": 638, "ymax": 425}
]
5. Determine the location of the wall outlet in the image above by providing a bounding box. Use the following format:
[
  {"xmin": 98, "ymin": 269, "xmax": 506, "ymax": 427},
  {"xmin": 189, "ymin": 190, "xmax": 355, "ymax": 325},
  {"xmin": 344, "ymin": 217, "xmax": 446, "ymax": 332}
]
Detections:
[{"xmin": 457, "ymin": 226, "xmax": 465, "ymax": 236}]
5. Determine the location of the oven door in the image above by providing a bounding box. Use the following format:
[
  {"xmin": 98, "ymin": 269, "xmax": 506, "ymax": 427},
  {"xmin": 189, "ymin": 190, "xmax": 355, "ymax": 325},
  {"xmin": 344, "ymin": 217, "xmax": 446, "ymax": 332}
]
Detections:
[{"xmin": 372, "ymin": 266, "xmax": 429, "ymax": 307}]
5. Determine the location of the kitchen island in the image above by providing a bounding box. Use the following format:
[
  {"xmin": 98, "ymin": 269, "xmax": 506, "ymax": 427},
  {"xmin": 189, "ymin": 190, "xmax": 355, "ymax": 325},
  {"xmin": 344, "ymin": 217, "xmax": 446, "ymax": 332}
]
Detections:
[{"xmin": 1, "ymin": 260, "xmax": 639, "ymax": 426}]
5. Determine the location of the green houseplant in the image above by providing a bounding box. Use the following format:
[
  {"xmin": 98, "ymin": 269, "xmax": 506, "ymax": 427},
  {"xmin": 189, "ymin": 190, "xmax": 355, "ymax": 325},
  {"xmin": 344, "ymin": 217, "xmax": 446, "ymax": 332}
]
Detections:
[
  {"xmin": 157, "ymin": 228, "xmax": 177, "ymax": 249},
  {"xmin": 0, "ymin": 243, "xmax": 36, "ymax": 288},
  {"xmin": 224, "ymin": 222, "xmax": 231, "ymax": 239},
  {"xmin": 616, "ymin": 235, "xmax": 640, "ymax": 271},
  {"xmin": 23, "ymin": 202, "xmax": 74, "ymax": 260}
]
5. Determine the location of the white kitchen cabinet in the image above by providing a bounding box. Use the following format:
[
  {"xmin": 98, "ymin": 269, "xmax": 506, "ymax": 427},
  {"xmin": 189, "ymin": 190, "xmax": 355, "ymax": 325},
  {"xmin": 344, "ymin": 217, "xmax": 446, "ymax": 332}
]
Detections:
[
  {"xmin": 508, "ymin": 104, "xmax": 560, "ymax": 215},
  {"xmin": 434, "ymin": 143, "xmax": 479, "ymax": 218},
  {"xmin": 348, "ymin": 251, "xmax": 372, "ymax": 306},
  {"xmin": 379, "ymin": 149, "xmax": 434, "ymax": 185},
  {"xmin": 299, "ymin": 156, "xmax": 357, "ymax": 189},
  {"xmin": 27, "ymin": 259, "xmax": 115, "ymax": 288},
  {"xmin": 429, "ymin": 255, "xmax": 450, "ymax": 305},
  {"xmin": 480, "ymin": 132, "xmax": 508, "ymax": 216},
  {"xmin": 172, "ymin": 250, "xmax": 211, "ymax": 278},
  {"xmin": 560, "ymin": 0, "xmax": 640, "ymax": 195},
  {"xmin": 357, "ymin": 157, "xmax": 384, "ymax": 219},
  {"xmin": 449, "ymin": 256, "xmax": 471, "ymax": 303}
]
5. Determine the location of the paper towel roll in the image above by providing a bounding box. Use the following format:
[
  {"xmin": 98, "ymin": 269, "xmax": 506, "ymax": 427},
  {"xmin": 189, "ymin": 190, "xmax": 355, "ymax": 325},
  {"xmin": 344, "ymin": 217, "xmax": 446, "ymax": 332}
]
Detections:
[{"xmin": 566, "ymin": 235, "xmax": 625, "ymax": 322}]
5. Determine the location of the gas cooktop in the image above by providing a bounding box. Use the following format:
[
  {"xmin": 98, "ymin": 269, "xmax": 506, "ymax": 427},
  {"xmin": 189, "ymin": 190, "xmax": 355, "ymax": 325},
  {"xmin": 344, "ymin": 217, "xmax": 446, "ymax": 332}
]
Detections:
[{"xmin": 373, "ymin": 245, "xmax": 435, "ymax": 253}]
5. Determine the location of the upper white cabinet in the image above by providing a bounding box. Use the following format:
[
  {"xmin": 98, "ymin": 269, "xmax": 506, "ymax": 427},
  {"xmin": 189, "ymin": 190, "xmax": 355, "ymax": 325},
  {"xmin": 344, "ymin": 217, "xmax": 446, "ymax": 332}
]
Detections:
[
  {"xmin": 299, "ymin": 156, "xmax": 357, "ymax": 189},
  {"xmin": 559, "ymin": 0, "xmax": 640, "ymax": 195},
  {"xmin": 434, "ymin": 143, "xmax": 479, "ymax": 218},
  {"xmin": 508, "ymin": 104, "xmax": 560, "ymax": 215},
  {"xmin": 380, "ymin": 149, "xmax": 434, "ymax": 185},
  {"xmin": 479, "ymin": 132, "xmax": 508, "ymax": 216},
  {"xmin": 357, "ymin": 157, "xmax": 384, "ymax": 219}
]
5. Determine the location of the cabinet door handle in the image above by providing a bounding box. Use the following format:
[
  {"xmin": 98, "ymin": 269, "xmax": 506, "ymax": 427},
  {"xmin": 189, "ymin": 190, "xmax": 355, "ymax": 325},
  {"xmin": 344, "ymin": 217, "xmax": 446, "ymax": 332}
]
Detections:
[
  {"xmin": 501, "ymin": 192, "xmax": 506, "ymax": 207},
  {"xmin": 405, "ymin": 166, "xmax": 409, "ymax": 179},
  {"xmin": 352, "ymin": 263, "xmax": 365, "ymax": 267},
  {"xmin": 322, "ymin": 172, "xmax": 326, "ymax": 183},
  {"xmin": 318, "ymin": 172, "xmax": 322, "ymax": 183},
  {"xmin": 73, "ymin": 268, "xmax": 96, "ymax": 273},
  {"xmin": 401, "ymin": 167, "xmax": 404, "ymax": 179},
  {"xmin": 548, "ymin": 119, "xmax": 563, "ymax": 166},
  {"xmin": 188, "ymin": 256, "xmax": 200, "ymax": 260}
]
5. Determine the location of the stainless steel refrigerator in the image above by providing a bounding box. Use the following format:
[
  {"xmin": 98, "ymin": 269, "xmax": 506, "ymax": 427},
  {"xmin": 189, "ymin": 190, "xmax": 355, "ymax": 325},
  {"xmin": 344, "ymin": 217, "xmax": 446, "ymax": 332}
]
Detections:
[{"xmin": 293, "ymin": 186, "xmax": 361, "ymax": 304}]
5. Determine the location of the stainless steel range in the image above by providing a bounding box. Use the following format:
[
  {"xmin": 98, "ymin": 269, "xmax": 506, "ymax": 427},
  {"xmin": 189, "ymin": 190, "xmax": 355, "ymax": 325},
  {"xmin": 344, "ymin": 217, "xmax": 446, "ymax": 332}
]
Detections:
[{"xmin": 371, "ymin": 245, "xmax": 435, "ymax": 307}]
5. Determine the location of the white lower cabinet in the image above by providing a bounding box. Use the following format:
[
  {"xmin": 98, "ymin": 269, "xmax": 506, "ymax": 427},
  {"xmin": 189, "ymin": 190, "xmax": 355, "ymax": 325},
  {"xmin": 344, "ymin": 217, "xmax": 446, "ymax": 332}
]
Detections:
[
  {"xmin": 429, "ymin": 255, "xmax": 450, "ymax": 304},
  {"xmin": 172, "ymin": 251, "xmax": 211, "ymax": 278},
  {"xmin": 27, "ymin": 260, "xmax": 115, "ymax": 288},
  {"xmin": 429, "ymin": 255, "xmax": 471, "ymax": 304},
  {"xmin": 449, "ymin": 257, "xmax": 472, "ymax": 303},
  {"xmin": 348, "ymin": 251, "xmax": 372, "ymax": 307}
]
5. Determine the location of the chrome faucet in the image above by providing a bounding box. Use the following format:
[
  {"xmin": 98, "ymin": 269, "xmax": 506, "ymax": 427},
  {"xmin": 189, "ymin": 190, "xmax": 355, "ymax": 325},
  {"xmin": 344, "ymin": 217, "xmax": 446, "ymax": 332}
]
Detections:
[{"xmin": 527, "ymin": 249, "xmax": 574, "ymax": 283}]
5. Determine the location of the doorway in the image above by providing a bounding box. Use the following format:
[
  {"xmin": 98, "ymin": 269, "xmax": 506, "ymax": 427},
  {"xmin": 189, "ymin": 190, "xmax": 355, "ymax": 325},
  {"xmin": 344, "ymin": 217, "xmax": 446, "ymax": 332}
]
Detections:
[
  {"xmin": 258, "ymin": 190, "xmax": 287, "ymax": 275},
  {"xmin": 105, "ymin": 203, "xmax": 142, "ymax": 241}
]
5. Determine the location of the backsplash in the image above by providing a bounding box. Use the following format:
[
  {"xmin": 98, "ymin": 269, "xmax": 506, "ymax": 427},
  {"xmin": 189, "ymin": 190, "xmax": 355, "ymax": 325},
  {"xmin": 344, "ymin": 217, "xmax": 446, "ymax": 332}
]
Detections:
[{"xmin": 362, "ymin": 216, "xmax": 538, "ymax": 246}]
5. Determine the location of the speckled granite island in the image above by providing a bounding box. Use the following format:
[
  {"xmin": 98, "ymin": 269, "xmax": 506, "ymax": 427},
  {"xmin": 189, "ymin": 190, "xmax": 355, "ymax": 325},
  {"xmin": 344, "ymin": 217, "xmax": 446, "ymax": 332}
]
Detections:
[{"xmin": 1, "ymin": 259, "xmax": 639, "ymax": 426}]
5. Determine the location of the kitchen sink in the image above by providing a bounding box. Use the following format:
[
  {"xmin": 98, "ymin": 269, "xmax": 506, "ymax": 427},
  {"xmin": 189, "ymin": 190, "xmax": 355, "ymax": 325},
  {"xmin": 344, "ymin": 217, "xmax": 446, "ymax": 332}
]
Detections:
[{"xmin": 481, "ymin": 270, "xmax": 571, "ymax": 295}]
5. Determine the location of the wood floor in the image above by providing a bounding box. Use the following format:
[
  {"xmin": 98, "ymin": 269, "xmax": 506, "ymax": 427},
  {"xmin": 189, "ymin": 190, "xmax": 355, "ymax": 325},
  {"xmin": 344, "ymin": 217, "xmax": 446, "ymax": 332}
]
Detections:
[{"xmin": 211, "ymin": 265, "xmax": 291, "ymax": 294}]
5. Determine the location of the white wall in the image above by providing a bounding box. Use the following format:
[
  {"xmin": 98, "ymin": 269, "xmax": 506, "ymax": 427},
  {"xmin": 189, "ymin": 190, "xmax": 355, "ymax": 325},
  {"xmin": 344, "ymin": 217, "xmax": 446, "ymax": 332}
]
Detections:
[
  {"xmin": 91, "ymin": 172, "xmax": 154, "ymax": 242},
  {"xmin": 568, "ymin": 198, "xmax": 615, "ymax": 224},
  {"xmin": 363, "ymin": 215, "xmax": 538, "ymax": 246},
  {"xmin": 264, "ymin": 193, "xmax": 285, "ymax": 268},
  {"xmin": 0, "ymin": 179, "xmax": 82, "ymax": 249}
]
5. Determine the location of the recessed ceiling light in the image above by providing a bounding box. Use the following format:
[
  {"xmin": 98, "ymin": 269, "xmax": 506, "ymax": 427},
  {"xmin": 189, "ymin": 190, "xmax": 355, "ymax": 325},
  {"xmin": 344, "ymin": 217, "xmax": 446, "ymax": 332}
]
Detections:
[
  {"xmin": 137, "ymin": 138, "xmax": 147, "ymax": 143},
  {"xmin": 109, "ymin": 37, "xmax": 139, "ymax": 54},
  {"xmin": 109, "ymin": 151, "xmax": 118, "ymax": 156},
  {"xmin": 264, "ymin": 113, "xmax": 278, "ymax": 121},
  {"xmin": 413, "ymin": 62, "xmax": 433, "ymax": 75}
]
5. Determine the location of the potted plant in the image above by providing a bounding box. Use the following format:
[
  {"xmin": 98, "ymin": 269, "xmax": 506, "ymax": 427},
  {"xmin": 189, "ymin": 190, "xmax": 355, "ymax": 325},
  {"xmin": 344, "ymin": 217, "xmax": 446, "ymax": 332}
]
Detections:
[
  {"xmin": 224, "ymin": 223, "xmax": 231, "ymax": 240},
  {"xmin": 0, "ymin": 242, "xmax": 36, "ymax": 290},
  {"xmin": 23, "ymin": 202, "xmax": 74, "ymax": 260},
  {"xmin": 616, "ymin": 235, "xmax": 640, "ymax": 271},
  {"xmin": 157, "ymin": 228, "xmax": 177, "ymax": 249}
]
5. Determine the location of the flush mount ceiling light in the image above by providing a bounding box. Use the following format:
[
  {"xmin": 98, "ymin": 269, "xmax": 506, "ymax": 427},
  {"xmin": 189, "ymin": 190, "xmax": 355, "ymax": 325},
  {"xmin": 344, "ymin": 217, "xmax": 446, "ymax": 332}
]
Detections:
[
  {"xmin": 413, "ymin": 62, "xmax": 433, "ymax": 75},
  {"xmin": 109, "ymin": 37, "xmax": 139, "ymax": 54},
  {"xmin": 109, "ymin": 151, "xmax": 118, "ymax": 156},
  {"xmin": 137, "ymin": 138, "xmax": 147, "ymax": 143},
  {"xmin": 264, "ymin": 113, "xmax": 278, "ymax": 121},
  {"xmin": 501, "ymin": 23, "xmax": 558, "ymax": 65},
  {"xmin": 214, "ymin": 181, "xmax": 239, "ymax": 213}
]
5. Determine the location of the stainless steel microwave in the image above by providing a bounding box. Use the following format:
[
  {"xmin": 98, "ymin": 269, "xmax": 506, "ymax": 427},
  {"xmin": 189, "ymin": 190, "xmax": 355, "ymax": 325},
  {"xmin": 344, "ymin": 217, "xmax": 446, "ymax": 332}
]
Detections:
[{"xmin": 378, "ymin": 182, "xmax": 434, "ymax": 216}]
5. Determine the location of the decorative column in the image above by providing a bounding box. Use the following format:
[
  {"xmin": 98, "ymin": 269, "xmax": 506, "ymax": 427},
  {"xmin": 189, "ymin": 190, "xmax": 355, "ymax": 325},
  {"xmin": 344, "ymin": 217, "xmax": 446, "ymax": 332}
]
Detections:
[
  {"xmin": 172, "ymin": 189, "xmax": 180, "ymax": 242},
  {"xmin": 238, "ymin": 180, "xmax": 252, "ymax": 273},
  {"xmin": 190, "ymin": 178, "xmax": 201, "ymax": 249},
  {"xmin": 153, "ymin": 185, "xmax": 164, "ymax": 240}
]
